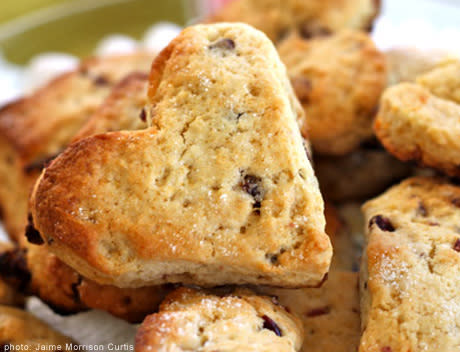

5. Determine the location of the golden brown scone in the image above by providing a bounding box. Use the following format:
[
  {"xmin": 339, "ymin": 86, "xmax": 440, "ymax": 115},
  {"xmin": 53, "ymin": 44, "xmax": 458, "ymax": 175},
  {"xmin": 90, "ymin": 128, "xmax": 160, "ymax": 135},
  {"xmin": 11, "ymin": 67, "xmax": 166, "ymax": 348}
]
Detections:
[
  {"xmin": 135, "ymin": 287, "xmax": 304, "ymax": 352},
  {"xmin": 20, "ymin": 69, "xmax": 157, "ymax": 322},
  {"xmin": 0, "ymin": 305, "xmax": 75, "ymax": 349},
  {"xmin": 385, "ymin": 48, "xmax": 453, "ymax": 85},
  {"xmin": 73, "ymin": 72, "xmax": 149, "ymax": 141},
  {"xmin": 0, "ymin": 53, "xmax": 154, "ymax": 242},
  {"xmin": 260, "ymin": 271, "xmax": 361, "ymax": 352},
  {"xmin": 0, "ymin": 242, "xmax": 171, "ymax": 322},
  {"xmin": 207, "ymin": 0, "xmax": 380, "ymax": 42},
  {"xmin": 26, "ymin": 243, "xmax": 171, "ymax": 322},
  {"xmin": 0, "ymin": 57, "xmax": 168, "ymax": 322},
  {"xmin": 278, "ymin": 31, "xmax": 387, "ymax": 155},
  {"xmin": 374, "ymin": 82, "xmax": 460, "ymax": 177},
  {"xmin": 315, "ymin": 145, "xmax": 412, "ymax": 202},
  {"xmin": 32, "ymin": 23, "xmax": 331, "ymax": 288},
  {"xmin": 360, "ymin": 177, "xmax": 460, "ymax": 352},
  {"xmin": 416, "ymin": 60, "xmax": 460, "ymax": 104},
  {"xmin": 23, "ymin": 71, "xmax": 166, "ymax": 322},
  {"xmin": 0, "ymin": 243, "xmax": 24, "ymax": 307}
]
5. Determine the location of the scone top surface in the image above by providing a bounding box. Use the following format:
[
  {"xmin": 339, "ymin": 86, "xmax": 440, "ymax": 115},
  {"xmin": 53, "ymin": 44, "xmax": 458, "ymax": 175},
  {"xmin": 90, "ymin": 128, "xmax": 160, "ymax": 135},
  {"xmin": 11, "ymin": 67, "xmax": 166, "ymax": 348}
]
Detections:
[
  {"xmin": 135, "ymin": 287, "xmax": 304, "ymax": 352},
  {"xmin": 360, "ymin": 177, "xmax": 460, "ymax": 352},
  {"xmin": 32, "ymin": 23, "xmax": 331, "ymax": 288}
]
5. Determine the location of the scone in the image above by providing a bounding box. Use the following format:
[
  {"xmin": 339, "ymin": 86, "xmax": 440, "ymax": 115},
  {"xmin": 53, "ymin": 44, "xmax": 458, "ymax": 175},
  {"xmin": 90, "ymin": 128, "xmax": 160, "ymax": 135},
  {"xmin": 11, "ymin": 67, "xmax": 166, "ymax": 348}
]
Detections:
[
  {"xmin": 24, "ymin": 69, "xmax": 154, "ymax": 321},
  {"xmin": 278, "ymin": 31, "xmax": 387, "ymax": 155},
  {"xmin": 207, "ymin": 0, "xmax": 380, "ymax": 42},
  {"xmin": 374, "ymin": 81, "xmax": 460, "ymax": 177},
  {"xmin": 135, "ymin": 287, "xmax": 304, "ymax": 352},
  {"xmin": 416, "ymin": 60, "xmax": 460, "ymax": 104},
  {"xmin": 360, "ymin": 177, "xmax": 460, "ymax": 352},
  {"xmin": 31, "ymin": 23, "xmax": 331, "ymax": 288},
  {"xmin": 0, "ymin": 52, "xmax": 154, "ymax": 242},
  {"xmin": 315, "ymin": 144, "xmax": 412, "ymax": 202},
  {"xmin": 0, "ymin": 305, "xmax": 75, "ymax": 350},
  {"xmin": 0, "ymin": 243, "xmax": 25, "ymax": 307},
  {"xmin": 0, "ymin": 73, "xmax": 165, "ymax": 320},
  {"xmin": 260, "ymin": 271, "xmax": 361, "ymax": 352},
  {"xmin": 0, "ymin": 244, "xmax": 171, "ymax": 323},
  {"xmin": 0, "ymin": 63, "xmax": 167, "ymax": 322}
]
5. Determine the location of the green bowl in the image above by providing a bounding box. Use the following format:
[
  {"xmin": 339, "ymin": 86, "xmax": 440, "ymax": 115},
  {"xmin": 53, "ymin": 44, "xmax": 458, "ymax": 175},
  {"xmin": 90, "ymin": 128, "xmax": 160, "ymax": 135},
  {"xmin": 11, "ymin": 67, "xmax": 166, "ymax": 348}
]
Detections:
[{"xmin": 0, "ymin": 0, "xmax": 191, "ymax": 65}]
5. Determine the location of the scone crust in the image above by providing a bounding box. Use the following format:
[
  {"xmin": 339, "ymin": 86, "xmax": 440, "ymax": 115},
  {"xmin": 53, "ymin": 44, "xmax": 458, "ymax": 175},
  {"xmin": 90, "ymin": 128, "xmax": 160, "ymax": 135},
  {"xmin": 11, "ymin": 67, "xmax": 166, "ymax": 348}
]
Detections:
[
  {"xmin": 32, "ymin": 23, "xmax": 331, "ymax": 288},
  {"xmin": 135, "ymin": 287, "xmax": 304, "ymax": 352},
  {"xmin": 278, "ymin": 30, "xmax": 387, "ymax": 155},
  {"xmin": 375, "ymin": 82, "xmax": 460, "ymax": 177},
  {"xmin": 360, "ymin": 177, "xmax": 460, "ymax": 352},
  {"xmin": 20, "ymin": 242, "xmax": 170, "ymax": 322}
]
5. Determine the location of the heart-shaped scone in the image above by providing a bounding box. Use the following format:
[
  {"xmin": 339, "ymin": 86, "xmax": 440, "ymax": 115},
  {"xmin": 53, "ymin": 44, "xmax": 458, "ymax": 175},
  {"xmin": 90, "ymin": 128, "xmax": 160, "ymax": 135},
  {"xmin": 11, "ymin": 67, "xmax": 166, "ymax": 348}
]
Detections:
[{"xmin": 31, "ymin": 23, "xmax": 332, "ymax": 288}]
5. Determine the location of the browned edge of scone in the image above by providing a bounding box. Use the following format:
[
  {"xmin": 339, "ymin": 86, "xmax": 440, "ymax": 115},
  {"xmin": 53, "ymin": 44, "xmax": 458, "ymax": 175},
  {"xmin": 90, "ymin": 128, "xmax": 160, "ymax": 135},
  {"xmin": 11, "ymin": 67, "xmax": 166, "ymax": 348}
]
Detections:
[{"xmin": 0, "ymin": 244, "xmax": 173, "ymax": 322}]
